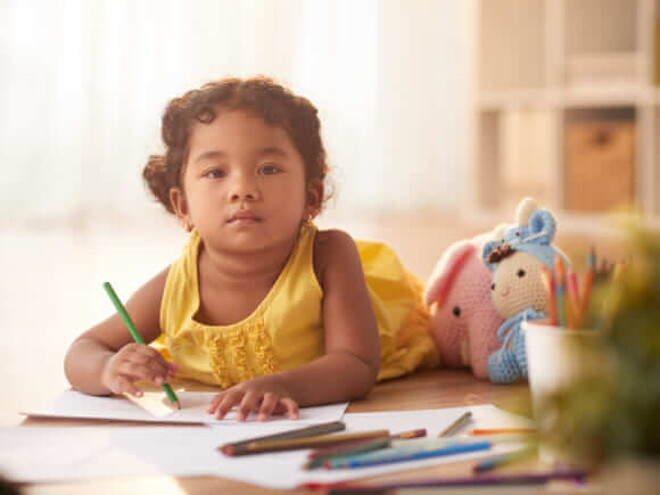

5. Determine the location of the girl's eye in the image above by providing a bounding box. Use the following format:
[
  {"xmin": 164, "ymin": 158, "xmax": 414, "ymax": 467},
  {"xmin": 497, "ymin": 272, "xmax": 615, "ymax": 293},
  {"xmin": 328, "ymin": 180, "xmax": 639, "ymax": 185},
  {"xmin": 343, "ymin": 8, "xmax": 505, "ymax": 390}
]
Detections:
[
  {"xmin": 204, "ymin": 169, "xmax": 226, "ymax": 179},
  {"xmin": 517, "ymin": 269, "xmax": 526, "ymax": 278},
  {"xmin": 259, "ymin": 164, "xmax": 280, "ymax": 175},
  {"xmin": 491, "ymin": 283, "xmax": 496, "ymax": 291}
]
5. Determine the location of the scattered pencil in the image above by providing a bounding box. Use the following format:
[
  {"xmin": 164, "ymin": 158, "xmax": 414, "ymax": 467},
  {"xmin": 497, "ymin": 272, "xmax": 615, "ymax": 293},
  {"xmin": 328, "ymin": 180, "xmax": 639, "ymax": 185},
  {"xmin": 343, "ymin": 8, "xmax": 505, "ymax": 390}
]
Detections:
[
  {"xmin": 324, "ymin": 441, "xmax": 492, "ymax": 469},
  {"xmin": 395, "ymin": 428, "xmax": 427, "ymax": 439},
  {"xmin": 222, "ymin": 429, "xmax": 389, "ymax": 456},
  {"xmin": 304, "ymin": 428, "xmax": 427, "ymax": 469},
  {"xmin": 391, "ymin": 432, "xmax": 536, "ymax": 449},
  {"xmin": 468, "ymin": 428, "xmax": 536, "ymax": 436},
  {"xmin": 219, "ymin": 420, "xmax": 346, "ymax": 455},
  {"xmin": 304, "ymin": 437, "xmax": 391, "ymax": 469},
  {"xmin": 438, "ymin": 411, "xmax": 472, "ymax": 437},
  {"xmin": 473, "ymin": 445, "xmax": 536, "ymax": 473},
  {"xmin": 299, "ymin": 469, "xmax": 589, "ymax": 492}
]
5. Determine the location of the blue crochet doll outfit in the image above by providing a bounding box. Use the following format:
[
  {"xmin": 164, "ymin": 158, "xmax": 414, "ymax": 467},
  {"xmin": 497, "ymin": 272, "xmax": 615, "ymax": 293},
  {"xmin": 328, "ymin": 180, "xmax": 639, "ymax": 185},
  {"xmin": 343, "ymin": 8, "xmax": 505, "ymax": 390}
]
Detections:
[
  {"xmin": 487, "ymin": 308, "xmax": 546, "ymax": 384},
  {"xmin": 482, "ymin": 203, "xmax": 567, "ymax": 384}
]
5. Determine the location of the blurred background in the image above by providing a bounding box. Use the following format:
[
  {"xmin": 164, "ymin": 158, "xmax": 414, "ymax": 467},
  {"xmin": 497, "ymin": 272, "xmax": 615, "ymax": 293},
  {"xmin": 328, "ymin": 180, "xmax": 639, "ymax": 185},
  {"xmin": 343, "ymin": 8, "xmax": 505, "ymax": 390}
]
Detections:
[
  {"xmin": 1, "ymin": 0, "xmax": 656, "ymax": 424},
  {"xmin": 0, "ymin": 0, "xmax": 466, "ymax": 425}
]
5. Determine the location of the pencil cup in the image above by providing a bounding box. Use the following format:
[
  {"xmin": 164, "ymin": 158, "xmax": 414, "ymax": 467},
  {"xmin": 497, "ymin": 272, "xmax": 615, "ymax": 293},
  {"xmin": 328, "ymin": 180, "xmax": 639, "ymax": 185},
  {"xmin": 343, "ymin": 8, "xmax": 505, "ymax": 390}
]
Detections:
[{"xmin": 523, "ymin": 319, "xmax": 598, "ymax": 461}]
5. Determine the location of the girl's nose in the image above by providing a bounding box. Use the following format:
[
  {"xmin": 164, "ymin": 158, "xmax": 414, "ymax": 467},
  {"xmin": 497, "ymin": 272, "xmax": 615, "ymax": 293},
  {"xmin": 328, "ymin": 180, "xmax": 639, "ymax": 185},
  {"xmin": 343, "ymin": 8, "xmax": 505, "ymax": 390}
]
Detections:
[{"xmin": 229, "ymin": 174, "xmax": 259, "ymax": 202}]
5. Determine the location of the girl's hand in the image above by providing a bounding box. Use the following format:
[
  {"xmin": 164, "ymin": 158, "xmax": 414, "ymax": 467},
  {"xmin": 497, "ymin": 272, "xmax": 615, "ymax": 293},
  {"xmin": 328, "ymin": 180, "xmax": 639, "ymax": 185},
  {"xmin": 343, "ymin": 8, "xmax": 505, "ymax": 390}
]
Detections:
[
  {"xmin": 207, "ymin": 376, "xmax": 299, "ymax": 422},
  {"xmin": 100, "ymin": 343, "xmax": 178, "ymax": 397}
]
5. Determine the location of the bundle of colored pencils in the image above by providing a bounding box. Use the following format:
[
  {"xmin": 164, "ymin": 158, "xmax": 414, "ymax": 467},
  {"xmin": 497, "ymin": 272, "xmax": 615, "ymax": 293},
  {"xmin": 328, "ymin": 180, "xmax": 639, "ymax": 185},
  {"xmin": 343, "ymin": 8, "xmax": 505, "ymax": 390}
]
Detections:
[{"xmin": 540, "ymin": 247, "xmax": 623, "ymax": 330}]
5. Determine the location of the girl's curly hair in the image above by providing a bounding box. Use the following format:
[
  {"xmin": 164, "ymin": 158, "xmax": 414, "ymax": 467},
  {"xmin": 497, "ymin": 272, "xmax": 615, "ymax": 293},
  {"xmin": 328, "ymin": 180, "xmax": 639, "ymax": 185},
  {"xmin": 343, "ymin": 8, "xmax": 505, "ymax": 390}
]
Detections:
[{"xmin": 143, "ymin": 76, "xmax": 328, "ymax": 214}]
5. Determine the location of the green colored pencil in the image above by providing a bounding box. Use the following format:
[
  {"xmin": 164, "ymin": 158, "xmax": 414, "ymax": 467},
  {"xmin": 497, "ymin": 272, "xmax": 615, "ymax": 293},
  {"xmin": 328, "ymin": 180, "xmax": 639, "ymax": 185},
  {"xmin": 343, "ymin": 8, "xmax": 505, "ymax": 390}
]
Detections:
[{"xmin": 103, "ymin": 281, "xmax": 181, "ymax": 409}]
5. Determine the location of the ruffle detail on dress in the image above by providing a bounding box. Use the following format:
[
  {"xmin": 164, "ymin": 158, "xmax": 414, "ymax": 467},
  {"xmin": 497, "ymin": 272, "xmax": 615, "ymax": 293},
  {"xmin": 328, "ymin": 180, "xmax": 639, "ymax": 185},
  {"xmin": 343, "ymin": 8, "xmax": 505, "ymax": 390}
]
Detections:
[
  {"xmin": 207, "ymin": 319, "xmax": 279, "ymax": 388},
  {"xmin": 253, "ymin": 324, "xmax": 277, "ymax": 376},
  {"xmin": 208, "ymin": 336, "xmax": 232, "ymax": 389}
]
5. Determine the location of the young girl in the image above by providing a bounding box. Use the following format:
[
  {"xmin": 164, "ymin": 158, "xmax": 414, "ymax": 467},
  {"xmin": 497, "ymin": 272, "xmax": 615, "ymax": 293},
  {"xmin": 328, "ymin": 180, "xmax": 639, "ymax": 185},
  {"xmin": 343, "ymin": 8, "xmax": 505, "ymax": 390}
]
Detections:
[{"xmin": 64, "ymin": 76, "xmax": 438, "ymax": 421}]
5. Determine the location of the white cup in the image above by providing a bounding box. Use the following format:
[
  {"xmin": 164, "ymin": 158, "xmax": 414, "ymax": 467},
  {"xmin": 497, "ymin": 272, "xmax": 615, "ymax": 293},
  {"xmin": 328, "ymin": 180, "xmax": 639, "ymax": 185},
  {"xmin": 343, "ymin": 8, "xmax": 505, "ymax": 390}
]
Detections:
[{"xmin": 523, "ymin": 319, "xmax": 599, "ymax": 461}]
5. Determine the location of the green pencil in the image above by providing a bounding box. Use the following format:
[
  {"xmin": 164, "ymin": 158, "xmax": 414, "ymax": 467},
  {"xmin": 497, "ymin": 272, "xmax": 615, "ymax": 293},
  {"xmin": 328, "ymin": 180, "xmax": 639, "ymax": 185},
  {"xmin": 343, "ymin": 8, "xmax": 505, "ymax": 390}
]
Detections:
[{"xmin": 102, "ymin": 281, "xmax": 181, "ymax": 409}]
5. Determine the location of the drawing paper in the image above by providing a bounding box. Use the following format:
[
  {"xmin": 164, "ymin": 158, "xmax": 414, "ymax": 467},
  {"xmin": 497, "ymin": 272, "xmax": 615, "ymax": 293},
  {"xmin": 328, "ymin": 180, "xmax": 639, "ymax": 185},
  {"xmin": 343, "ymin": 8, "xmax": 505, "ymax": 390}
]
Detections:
[
  {"xmin": 21, "ymin": 390, "xmax": 348, "ymax": 425},
  {"xmin": 3, "ymin": 404, "xmax": 532, "ymax": 488}
]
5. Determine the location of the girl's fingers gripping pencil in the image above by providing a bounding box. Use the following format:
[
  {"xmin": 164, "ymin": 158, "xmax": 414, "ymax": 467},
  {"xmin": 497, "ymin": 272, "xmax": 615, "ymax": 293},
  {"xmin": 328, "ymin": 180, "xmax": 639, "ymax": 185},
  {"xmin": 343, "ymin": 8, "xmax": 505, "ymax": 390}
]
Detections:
[{"xmin": 102, "ymin": 282, "xmax": 181, "ymax": 409}]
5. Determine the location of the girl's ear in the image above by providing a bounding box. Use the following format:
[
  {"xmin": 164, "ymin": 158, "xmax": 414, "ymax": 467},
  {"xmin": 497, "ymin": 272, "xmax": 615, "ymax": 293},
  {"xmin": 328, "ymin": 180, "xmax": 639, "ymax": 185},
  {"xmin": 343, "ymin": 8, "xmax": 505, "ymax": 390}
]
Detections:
[
  {"xmin": 305, "ymin": 179, "xmax": 324, "ymax": 219},
  {"xmin": 169, "ymin": 187, "xmax": 193, "ymax": 232}
]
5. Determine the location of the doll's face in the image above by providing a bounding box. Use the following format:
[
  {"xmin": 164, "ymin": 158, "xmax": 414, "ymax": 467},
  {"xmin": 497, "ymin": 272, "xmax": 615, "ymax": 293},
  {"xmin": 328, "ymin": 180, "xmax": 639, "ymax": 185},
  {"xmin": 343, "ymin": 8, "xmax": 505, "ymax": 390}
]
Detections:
[{"xmin": 490, "ymin": 252, "xmax": 547, "ymax": 318}]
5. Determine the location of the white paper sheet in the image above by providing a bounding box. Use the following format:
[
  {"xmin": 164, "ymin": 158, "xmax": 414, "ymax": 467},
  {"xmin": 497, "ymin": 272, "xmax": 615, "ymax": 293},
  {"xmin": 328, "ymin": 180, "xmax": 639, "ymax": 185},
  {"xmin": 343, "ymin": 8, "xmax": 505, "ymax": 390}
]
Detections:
[
  {"xmin": 2, "ymin": 404, "xmax": 533, "ymax": 488},
  {"xmin": 21, "ymin": 390, "xmax": 348, "ymax": 425}
]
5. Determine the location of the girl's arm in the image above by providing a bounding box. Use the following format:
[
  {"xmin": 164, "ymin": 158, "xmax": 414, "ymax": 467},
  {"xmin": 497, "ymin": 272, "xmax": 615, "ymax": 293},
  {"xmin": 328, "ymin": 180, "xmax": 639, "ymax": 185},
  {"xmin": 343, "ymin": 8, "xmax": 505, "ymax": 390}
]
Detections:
[
  {"xmin": 289, "ymin": 228, "xmax": 381, "ymax": 400},
  {"xmin": 208, "ymin": 229, "xmax": 380, "ymax": 420},
  {"xmin": 64, "ymin": 268, "xmax": 171, "ymax": 397}
]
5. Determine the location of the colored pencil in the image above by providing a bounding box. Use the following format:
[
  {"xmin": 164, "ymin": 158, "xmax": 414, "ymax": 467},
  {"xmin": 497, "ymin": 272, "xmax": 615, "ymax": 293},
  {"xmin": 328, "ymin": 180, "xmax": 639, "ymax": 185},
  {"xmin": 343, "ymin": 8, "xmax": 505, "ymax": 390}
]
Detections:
[
  {"xmin": 395, "ymin": 428, "xmax": 427, "ymax": 439},
  {"xmin": 473, "ymin": 445, "xmax": 536, "ymax": 473},
  {"xmin": 299, "ymin": 469, "xmax": 588, "ymax": 492},
  {"xmin": 325, "ymin": 441, "xmax": 491, "ymax": 469},
  {"xmin": 554, "ymin": 256, "xmax": 566, "ymax": 328},
  {"xmin": 579, "ymin": 247, "xmax": 596, "ymax": 327},
  {"xmin": 219, "ymin": 420, "xmax": 346, "ymax": 455},
  {"xmin": 566, "ymin": 268, "xmax": 581, "ymax": 329},
  {"xmin": 304, "ymin": 428, "xmax": 427, "ymax": 469},
  {"xmin": 223, "ymin": 429, "xmax": 389, "ymax": 456},
  {"xmin": 102, "ymin": 281, "xmax": 180, "ymax": 409},
  {"xmin": 391, "ymin": 432, "xmax": 536, "ymax": 449},
  {"xmin": 308, "ymin": 428, "xmax": 425, "ymax": 460},
  {"xmin": 540, "ymin": 265, "xmax": 557, "ymax": 326},
  {"xmin": 438, "ymin": 411, "xmax": 472, "ymax": 437},
  {"xmin": 304, "ymin": 437, "xmax": 392, "ymax": 469},
  {"xmin": 469, "ymin": 428, "xmax": 536, "ymax": 435}
]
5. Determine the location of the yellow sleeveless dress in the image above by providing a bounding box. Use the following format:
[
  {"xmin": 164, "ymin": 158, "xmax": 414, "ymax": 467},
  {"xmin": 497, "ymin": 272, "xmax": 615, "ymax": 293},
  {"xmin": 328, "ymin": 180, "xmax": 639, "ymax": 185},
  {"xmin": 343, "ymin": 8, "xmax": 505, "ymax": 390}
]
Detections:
[{"xmin": 153, "ymin": 222, "xmax": 438, "ymax": 388}]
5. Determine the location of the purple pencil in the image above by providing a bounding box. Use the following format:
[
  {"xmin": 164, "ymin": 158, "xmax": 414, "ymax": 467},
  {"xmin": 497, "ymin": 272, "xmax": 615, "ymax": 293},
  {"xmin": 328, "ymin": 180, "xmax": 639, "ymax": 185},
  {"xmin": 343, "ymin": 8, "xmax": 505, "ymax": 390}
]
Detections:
[{"xmin": 306, "ymin": 469, "xmax": 588, "ymax": 493}]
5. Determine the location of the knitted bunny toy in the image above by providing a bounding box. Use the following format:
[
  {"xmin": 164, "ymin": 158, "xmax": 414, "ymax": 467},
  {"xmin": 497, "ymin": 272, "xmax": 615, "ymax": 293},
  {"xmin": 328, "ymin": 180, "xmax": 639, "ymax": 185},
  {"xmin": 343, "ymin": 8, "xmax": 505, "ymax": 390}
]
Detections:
[
  {"xmin": 425, "ymin": 233, "xmax": 506, "ymax": 379},
  {"xmin": 482, "ymin": 197, "xmax": 569, "ymax": 384}
]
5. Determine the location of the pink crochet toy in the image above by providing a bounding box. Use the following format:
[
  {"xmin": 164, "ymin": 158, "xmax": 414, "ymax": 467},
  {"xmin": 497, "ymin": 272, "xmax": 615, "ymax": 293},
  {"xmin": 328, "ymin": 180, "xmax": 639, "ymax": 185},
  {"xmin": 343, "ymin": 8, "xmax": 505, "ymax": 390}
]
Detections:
[{"xmin": 424, "ymin": 235, "xmax": 505, "ymax": 379}]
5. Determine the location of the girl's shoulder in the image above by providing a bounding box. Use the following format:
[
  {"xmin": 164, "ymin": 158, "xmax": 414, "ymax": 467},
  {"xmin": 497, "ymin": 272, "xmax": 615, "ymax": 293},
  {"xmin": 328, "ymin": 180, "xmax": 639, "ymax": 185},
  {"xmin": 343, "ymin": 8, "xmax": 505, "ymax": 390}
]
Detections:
[{"xmin": 312, "ymin": 228, "xmax": 361, "ymax": 285}]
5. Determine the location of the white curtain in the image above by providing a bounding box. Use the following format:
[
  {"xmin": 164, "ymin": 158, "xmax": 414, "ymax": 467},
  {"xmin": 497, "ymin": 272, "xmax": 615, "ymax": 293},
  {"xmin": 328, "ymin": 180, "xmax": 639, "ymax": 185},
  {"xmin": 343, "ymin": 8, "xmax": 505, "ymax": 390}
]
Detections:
[{"xmin": 0, "ymin": 0, "xmax": 464, "ymax": 224}]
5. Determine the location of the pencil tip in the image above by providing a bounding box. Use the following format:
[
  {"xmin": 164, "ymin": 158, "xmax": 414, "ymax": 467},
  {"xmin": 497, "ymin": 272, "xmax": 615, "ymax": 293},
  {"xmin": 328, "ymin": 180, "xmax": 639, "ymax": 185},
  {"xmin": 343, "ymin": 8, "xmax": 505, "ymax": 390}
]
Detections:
[{"xmin": 174, "ymin": 400, "xmax": 181, "ymax": 410}]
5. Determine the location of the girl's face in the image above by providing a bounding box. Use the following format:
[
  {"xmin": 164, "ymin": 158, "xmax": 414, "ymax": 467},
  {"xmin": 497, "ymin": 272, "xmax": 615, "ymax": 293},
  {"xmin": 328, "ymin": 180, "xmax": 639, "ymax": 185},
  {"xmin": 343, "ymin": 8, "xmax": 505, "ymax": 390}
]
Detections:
[{"xmin": 171, "ymin": 109, "xmax": 321, "ymax": 254}]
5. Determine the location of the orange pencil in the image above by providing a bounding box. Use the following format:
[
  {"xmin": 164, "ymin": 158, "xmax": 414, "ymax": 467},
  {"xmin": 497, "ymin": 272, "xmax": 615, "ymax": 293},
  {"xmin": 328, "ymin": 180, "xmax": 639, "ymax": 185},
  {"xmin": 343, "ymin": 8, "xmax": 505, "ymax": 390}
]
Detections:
[
  {"xmin": 540, "ymin": 266, "xmax": 557, "ymax": 326},
  {"xmin": 469, "ymin": 428, "xmax": 537, "ymax": 436},
  {"xmin": 566, "ymin": 268, "xmax": 580, "ymax": 330}
]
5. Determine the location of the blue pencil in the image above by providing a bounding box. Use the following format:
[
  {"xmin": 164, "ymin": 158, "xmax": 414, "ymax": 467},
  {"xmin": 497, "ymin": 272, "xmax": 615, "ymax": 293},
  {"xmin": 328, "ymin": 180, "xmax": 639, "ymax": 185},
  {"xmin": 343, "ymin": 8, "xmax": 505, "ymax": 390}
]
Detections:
[
  {"xmin": 473, "ymin": 446, "xmax": 535, "ymax": 473},
  {"xmin": 326, "ymin": 441, "xmax": 491, "ymax": 469}
]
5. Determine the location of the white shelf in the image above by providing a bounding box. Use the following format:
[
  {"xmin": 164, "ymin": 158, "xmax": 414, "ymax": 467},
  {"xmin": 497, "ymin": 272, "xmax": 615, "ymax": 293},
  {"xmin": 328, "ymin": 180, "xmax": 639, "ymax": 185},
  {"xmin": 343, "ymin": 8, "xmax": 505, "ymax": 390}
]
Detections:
[{"xmin": 467, "ymin": 0, "xmax": 660, "ymax": 224}]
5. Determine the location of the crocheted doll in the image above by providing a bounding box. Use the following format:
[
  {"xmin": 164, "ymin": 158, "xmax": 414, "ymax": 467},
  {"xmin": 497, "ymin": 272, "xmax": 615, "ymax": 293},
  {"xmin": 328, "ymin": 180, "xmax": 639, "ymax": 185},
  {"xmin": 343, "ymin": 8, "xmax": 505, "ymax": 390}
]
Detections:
[
  {"xmin": 425, "ymin": 234, "xmax": 505, "ymax": 379},
  {"xmin": 482, "ymin": 197, "xmax": 569, "ymax": 384}
]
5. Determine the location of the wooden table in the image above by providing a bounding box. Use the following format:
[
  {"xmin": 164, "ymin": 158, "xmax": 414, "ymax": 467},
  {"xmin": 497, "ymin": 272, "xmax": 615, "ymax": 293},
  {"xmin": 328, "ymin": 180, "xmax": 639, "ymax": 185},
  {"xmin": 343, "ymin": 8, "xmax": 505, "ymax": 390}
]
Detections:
[{"xmin": 17, "ymin": 370, "xmax": 566, "ymax": 495}]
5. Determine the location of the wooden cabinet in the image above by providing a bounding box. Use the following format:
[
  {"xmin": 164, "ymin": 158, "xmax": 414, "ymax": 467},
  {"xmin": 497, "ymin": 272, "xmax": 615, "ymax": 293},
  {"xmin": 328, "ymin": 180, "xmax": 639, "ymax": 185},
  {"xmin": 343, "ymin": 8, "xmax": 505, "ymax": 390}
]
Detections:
[{"xmin": 465, "ymin": 0, "xmax": 660, "ymax": 228}]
